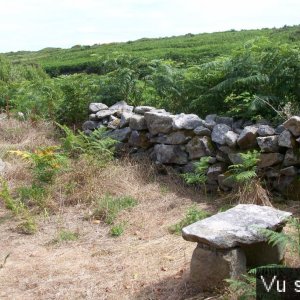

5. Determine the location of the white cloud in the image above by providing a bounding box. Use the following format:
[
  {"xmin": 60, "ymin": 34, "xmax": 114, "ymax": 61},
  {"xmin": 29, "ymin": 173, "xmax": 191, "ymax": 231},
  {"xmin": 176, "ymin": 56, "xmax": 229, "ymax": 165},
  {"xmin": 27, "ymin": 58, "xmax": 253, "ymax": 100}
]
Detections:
[{"xmin": 0, "ymin": 0, "xmax": 299, "ymax": 52}]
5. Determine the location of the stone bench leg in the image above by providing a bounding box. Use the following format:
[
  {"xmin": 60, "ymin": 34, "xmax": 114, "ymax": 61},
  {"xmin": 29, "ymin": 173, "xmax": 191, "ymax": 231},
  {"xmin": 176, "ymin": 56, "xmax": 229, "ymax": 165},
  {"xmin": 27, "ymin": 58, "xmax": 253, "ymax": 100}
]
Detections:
[{"xmin": 190, "ymin": 243, "xmax": 246, "ymax": 290}]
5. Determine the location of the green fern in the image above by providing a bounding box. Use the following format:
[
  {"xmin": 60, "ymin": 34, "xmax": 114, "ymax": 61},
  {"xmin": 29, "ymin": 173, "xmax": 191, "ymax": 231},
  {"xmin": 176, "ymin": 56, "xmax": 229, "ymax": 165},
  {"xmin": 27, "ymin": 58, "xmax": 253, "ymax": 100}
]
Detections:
[
  {"xmin": 182, "ymin": 156, "xmax": 211, "ymax": 185},
  {"xmin": 227, "ymin": 150, "xmax": 259, "ymax": 183},
  {"xmin": 57, "ymin": 123, "xmax": 117, "ymax": 164}
]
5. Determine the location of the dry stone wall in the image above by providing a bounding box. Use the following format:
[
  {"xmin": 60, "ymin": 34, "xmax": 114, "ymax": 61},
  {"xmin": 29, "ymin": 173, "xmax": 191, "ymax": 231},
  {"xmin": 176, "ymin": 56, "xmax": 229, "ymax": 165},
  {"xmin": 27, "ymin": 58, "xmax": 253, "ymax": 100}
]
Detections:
[{"xmin": 83, "ymin": 101, "xmax": 300, "ymax": 199}]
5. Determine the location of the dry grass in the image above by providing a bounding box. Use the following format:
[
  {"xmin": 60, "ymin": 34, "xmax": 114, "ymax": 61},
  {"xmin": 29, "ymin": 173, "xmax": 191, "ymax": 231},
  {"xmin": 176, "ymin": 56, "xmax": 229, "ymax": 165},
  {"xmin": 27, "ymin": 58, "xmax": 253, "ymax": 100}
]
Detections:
[
  {"xmin": 0, "ymin": 118, "xmax": 215, "ymax": 300},
  {"xmin": 236, "ymin": 180, "xmax": 272, "ymax": 207},
  {"xmin": 0, "ymin": 118, "xmax": 297, "ymax": 300}
]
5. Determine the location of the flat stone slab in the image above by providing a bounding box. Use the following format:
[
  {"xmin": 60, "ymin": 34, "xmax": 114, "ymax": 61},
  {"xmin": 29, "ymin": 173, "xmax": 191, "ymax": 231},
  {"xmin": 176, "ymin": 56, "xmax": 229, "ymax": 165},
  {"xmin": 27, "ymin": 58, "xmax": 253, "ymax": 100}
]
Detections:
[{"xmin": 182, "ymin": 204, "xmax": 291, "ymax": 249}]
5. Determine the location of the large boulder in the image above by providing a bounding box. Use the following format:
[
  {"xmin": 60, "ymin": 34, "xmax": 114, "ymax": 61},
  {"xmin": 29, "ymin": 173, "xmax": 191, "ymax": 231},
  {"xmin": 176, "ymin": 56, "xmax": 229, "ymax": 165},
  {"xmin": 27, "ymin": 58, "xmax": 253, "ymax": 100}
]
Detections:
[
  {"xmin": 150, "ymin": 131, "xmax": 192, "ymax": 145},
  {"xmin": 259, "ymin": 153, "xmax": 284, "ymax": 168},
  {"xmin": 228, "ymin": 152, "xmax": 244, "ymax": 165},
  {"xmin": 257, "ymin": 136, "xmax": 279, "ymax": 152},
  {"xmin": 186, "ymin": 136, "xmax": 215, "ymax": 160},
  {"xmin": 283, "ymin": 116, "xmax": 300, "ymax": 136},
  {"xmin": 129, "ymin": 114, "xmax": 147, "ymax": 130},
  {"xmin": 152, "ymin": 144, "xmax": 188, "ymax": 165},
  {"xmin": 237, "ymin": 126, "xmax": 258, "ymax": 149},
  {"xmin": 172, "ymin": 113, "xmax": 202, "ymax": 130},
  {"xmin": 89, "ymin": 103, "xmax": 108, "ymax": 113},
  {"xmin": 278, "ymin": 130, "xmax": 295, "ymax": 148},
  {"xmin": 211, "ymin": 124, "xmax": 231, "ymax": 145},
  {"xmin": 144, "ymin": 111, "xmax": 174, "ymax": 135}
]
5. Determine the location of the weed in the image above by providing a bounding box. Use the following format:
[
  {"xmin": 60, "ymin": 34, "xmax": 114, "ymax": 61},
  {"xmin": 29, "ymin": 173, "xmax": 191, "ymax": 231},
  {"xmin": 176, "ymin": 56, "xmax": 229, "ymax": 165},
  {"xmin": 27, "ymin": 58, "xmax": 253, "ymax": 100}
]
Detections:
[
  {"xmin": 0, "ymin": 177, "xmax": 25, "ymax": 214},
  {"xmin": 110, "ymin": 223, "xmax": 125, "ymax": 237},
  {"xmin": 169, "ymin": 205, "xmax": 210, "ymax": 234},
  {"xmin": 93, "ymin": 195, "xmax": 138, "ymax": 225},
  {"xmin": 53, "ymin": 229, "xmax": 79, "ymax": 243},
  {"xmin": 17, "ymin": 185, "xmax": 46, "ymax": 207},
  {"xmin": 17, "ymin": 215, "xmax": 37, "ymax": 235},
  {"xmin": 9, "ymin": 146, "xmax": 67, "ymax": 184}
]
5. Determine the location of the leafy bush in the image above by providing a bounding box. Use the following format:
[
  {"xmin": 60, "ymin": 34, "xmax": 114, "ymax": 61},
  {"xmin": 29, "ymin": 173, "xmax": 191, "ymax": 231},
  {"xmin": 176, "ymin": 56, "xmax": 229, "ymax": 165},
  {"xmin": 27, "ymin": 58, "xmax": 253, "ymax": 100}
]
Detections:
[{"xmin": 169, "ymin": 205, "xmax": 210, "ymax": 234}]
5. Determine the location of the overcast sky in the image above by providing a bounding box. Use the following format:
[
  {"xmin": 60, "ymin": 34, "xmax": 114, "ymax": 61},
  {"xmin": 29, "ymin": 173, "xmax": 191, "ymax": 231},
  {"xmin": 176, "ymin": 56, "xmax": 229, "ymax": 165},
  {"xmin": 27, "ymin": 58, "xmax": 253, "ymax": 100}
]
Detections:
[{"xmin": 0, "ymin": 0, "xmax": 299, "ymax": 53}]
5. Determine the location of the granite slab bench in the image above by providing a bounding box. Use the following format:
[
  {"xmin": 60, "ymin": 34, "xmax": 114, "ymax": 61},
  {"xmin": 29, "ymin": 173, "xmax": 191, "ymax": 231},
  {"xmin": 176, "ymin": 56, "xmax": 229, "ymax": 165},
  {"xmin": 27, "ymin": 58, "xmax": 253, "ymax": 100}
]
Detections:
[{"xmin": 182, "ymin": 204, "xmax": 292, "ymax": 290}]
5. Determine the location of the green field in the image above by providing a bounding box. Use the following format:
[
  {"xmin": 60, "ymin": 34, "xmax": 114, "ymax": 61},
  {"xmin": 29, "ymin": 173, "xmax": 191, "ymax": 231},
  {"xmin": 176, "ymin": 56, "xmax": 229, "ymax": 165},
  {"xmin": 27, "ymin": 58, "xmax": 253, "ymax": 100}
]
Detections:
[
  {"xmin": 4, "ymin": 25, "xmax": 300, "ymax": 75},
  {"xmin": 1, "ymin": 25, "xmax": 300, "ymax": 125}
]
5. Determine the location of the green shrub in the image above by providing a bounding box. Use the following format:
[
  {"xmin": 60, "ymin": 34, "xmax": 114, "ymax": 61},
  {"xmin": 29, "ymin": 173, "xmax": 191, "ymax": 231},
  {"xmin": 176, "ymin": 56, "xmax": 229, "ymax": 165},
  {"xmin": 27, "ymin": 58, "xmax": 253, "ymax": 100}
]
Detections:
[
  {"xmin": 169, "ymin": 205, "xmax": 210, "ymax": 234},
  {"xmin": 110, "ymin": 223, "xmax": 125, "ymax": 237},
  {"xmin": 93, "ymin": 195, "xmax": 137, "ymax": 225}
]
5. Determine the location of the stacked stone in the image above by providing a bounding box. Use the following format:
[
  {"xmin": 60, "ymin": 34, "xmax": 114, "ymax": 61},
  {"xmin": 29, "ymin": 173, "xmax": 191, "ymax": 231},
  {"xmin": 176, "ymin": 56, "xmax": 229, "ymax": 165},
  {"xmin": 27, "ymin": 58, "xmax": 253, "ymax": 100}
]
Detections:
[{"xmin": 83, "ymin": 101, "xmax": 300, "ymax": 198}]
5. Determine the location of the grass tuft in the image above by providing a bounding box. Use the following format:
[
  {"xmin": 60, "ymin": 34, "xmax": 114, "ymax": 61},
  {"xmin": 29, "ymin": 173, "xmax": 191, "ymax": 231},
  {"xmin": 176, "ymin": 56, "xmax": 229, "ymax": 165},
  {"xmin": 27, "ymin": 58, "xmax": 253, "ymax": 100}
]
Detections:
[
  {"xmin": 93, "ymin": 195, "xmax": 138, "ymax": 225},
  {"xmin": 169, "ymin": 205, "xmax": 210, "ymax": 234}
]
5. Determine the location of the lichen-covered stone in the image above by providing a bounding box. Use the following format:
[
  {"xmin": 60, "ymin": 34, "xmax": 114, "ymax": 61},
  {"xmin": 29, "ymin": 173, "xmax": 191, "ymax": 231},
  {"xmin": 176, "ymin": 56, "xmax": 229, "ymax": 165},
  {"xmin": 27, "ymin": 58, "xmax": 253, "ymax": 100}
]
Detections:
[
  {"xmin": 119, "ymin": 112, "xmax": 133, "ymax": 128},
  {"xmin": 134, "ymin": 106, "xmax": 156, "ymax": 115},
  {"xmin": 211, "ymin": 124, "xmax": 231, "ymax": 145},
  {"xmin": 182, "ymin": 204, "xmax": 291, "ymax": 248},
  {"xmin": 225, "ymin": 131, "xmax": 239, "ymax": 147},
  {"xmin": 186, "ymin": 136, "xmax": 215, "ymax": 160},
  {"xmin": 129, "ymin": 114, "xmax": 147, "ymax": 130},
  {"xmin": 257, "ymin": 125, "xmax": 275, "ymax": 136},
  {"xmin": 172, "ymin": 113, "xmax": 202, "ymax": 130},
  {"xmin": 257, "ymin": 136, "xmax": 279, "ymax": 152},
  {"xmin": 215, "ymin": 116, "xmax": 233, "ymax": 127},
  {"xmin": 278, "ymin": 130, "xmax": 295, "ymax": 148},
  {"xmin": 95, "ymin": 109, "xmax": 114, "ymax": 120},
  {"xmin": 144, "ymin": 111, "xmax": 174, "ymax": 135},
  {"xmin": 109, "ymin": 101, "xmax": 134, "ymax": 115},
  {"xmin": 194, "ymin": 126, "xmax": 211, "ymax": 136},
  {"xmin": 89, "ymin": 103, "xmax": 108, "ymax": 113},
  {"xmin": 106, "ymin": 127, "xmax": 131, "ymax": 142}
]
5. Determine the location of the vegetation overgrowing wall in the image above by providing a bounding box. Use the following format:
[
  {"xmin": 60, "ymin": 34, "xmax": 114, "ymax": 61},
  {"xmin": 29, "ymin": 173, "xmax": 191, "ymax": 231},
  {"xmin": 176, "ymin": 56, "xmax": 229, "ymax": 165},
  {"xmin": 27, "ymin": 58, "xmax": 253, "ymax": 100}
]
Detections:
[{"xmin": 83, "ymin": 101, "xmax": 300, "ymax": 200}]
